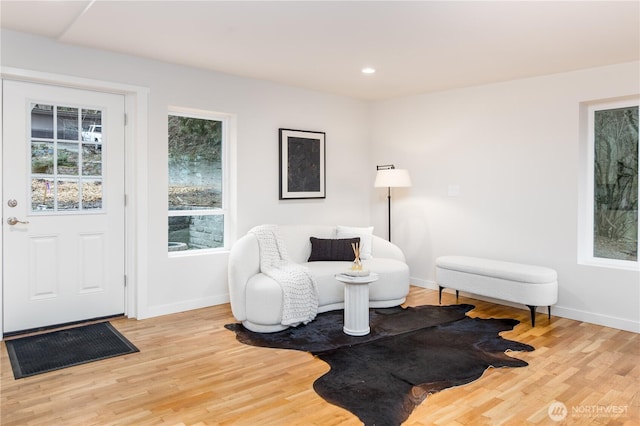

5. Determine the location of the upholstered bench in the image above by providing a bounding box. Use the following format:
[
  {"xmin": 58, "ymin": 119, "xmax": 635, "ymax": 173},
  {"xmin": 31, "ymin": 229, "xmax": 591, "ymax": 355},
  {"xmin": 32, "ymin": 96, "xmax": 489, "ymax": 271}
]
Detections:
[{"xmin": 435, "ymin": 256, "xmax": 558, "ymax": 326}]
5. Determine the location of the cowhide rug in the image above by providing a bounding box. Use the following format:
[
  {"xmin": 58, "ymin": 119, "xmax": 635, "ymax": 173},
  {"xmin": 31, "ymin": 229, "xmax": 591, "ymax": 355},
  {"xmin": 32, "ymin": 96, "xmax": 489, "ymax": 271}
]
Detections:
[{"xmin": 225, "ymin": 304, "xmax": 533, "ymax": 425}]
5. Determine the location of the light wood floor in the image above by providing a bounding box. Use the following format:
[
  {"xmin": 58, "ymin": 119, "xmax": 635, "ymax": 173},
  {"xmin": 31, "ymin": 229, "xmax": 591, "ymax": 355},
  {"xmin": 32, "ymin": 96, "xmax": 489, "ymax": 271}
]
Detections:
[{"xmin": 1, "ymin": 286, "xmax": 638, "ymax": 426}]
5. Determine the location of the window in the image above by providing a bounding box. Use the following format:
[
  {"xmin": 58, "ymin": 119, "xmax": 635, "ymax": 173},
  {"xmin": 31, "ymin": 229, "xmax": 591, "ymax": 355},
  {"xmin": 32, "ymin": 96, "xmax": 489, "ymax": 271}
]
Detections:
[
  {"xmin": 168, "ymin": 110, "xmax": 228, "ymax": 252},
  {"xmin": 582, "ymin": 99, "xmax": 638, "ymax": 268}
]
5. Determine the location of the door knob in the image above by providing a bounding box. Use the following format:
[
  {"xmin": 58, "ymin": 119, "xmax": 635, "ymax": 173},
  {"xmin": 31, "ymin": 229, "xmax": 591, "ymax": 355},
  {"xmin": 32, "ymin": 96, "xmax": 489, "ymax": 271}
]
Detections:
[{"xmin": 7, "ymin": 217, "xmax": 29, "ymax": 226}]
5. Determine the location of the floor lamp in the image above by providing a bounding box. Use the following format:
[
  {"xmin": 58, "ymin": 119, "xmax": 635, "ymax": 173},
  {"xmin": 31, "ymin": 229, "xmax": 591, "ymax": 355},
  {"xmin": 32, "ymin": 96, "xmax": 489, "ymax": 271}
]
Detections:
[{"xmin": 374, "ymin": 165, "xmax": 412, "ymax": 242}]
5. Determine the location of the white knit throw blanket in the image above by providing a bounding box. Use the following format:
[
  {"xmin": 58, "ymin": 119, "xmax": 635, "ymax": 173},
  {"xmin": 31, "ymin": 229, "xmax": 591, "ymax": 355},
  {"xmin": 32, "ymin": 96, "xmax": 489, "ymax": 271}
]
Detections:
[{"xmin": 249, "ymin": 225, "xmax": 318, "ymax": 326}]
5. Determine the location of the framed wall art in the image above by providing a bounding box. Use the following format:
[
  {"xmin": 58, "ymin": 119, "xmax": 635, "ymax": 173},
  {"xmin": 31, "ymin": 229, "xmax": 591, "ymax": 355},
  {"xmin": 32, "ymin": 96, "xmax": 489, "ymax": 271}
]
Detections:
[{"xmin": 279, "ymin": 128, "xmax": 326, "ymax": 199}]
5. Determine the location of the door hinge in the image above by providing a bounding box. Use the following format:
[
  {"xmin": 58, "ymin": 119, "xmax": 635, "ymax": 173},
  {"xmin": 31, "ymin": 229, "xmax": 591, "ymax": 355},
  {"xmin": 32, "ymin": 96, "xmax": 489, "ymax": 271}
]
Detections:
[
  {"xmin": 124, "ymin": 274, "xmax": 128, "ymax": 287},
  {"xmin": 124, "ymin": 194, "xmax": 127, "ymax": 206},
  {"xmin": 124, "ymin": 113, "xmax": 128, "ymax": 126}
]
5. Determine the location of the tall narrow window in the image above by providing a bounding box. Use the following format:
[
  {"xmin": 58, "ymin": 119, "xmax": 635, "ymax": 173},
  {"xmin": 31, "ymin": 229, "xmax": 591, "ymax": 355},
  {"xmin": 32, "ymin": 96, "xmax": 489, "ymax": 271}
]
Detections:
[
  {"xmin": 587, "ymin": 101, "xmax": 638, "ymax": 265},
  {"xmin": 168, "ymin": 110, "xmax": 227, "ymax": 252}
]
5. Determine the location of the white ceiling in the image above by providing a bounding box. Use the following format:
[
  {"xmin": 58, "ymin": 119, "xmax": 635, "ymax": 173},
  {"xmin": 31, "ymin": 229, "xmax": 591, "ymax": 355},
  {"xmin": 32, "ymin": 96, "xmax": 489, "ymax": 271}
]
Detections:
[{"xmin": 1, "ymin": 1, "xmax": 639, "ymax": 100}]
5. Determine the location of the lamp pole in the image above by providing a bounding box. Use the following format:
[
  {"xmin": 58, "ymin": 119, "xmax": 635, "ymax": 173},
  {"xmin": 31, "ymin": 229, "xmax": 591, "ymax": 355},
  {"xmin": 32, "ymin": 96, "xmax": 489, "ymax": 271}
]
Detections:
[{"xmin": 386, "ymin": 186, "xmax": 392, "ymax": 242}]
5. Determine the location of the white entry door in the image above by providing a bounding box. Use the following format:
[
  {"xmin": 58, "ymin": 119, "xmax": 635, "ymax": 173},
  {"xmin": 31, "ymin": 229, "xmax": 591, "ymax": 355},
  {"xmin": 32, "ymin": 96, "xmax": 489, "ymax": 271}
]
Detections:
[{"xmin": 2, "ymin": 80, "xmax": 126, "ymax": 333}]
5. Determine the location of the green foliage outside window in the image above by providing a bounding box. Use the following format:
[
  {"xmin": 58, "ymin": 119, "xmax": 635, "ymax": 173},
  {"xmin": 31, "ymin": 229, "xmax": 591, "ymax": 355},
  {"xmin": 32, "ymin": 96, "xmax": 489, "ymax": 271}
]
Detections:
[
  {"xmin": 168, "ymin": 115, "xmax": 221, "ymax": 164},
  {"xmin": 593, "ymin": 106, "xmax": 638, "ymax": 261}
]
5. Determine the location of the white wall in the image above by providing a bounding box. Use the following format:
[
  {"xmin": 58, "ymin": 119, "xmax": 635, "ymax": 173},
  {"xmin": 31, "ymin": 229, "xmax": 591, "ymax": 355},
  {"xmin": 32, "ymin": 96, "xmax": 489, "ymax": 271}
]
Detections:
[
  {"xmin": 1, "ymin": 30, "xmax": 372, "ymax": 320},
  {"xmin": 370, "ymin": 62, "xmax": 640, "ymax": 332}
]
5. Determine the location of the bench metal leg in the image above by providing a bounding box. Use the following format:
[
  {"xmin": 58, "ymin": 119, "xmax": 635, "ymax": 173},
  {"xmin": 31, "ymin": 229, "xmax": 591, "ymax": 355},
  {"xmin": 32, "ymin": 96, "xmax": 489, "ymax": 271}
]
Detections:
[
  {"xmin": 528, "ymin": 306, "xmax": 552, "ymax": 327},
  {"xmin": 439, "ymin": 286, "xmax": 460, "ymax": 304},
  {"xmin": 527, "ymin": 305, "xmax": 537, "ymax": 327}
]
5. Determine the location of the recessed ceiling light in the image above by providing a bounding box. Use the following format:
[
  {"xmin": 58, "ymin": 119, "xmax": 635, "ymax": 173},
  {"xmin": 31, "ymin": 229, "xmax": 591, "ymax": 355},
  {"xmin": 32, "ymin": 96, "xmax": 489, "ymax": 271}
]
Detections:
[{"xmin": 362, "ymin": 67, "xmax": 376, "ymax": 75}]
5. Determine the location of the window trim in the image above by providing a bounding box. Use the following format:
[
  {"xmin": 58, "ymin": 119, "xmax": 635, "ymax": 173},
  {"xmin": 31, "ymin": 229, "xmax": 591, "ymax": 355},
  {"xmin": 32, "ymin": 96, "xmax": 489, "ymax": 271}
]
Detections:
[
  {"xmin": 578, "ymin": 97, "xmax": 639, "ymax": 271},
  {"xmin": 167, "ymin": 107, "xmax": 231, "ymax": 254}
]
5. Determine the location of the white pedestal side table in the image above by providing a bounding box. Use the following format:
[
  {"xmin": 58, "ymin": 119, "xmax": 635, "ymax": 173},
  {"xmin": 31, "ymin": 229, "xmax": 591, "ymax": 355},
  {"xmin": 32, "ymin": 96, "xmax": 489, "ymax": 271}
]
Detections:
[{"xmin": 334, "ymin": 272, "xmax": 379, "ymax": 336}]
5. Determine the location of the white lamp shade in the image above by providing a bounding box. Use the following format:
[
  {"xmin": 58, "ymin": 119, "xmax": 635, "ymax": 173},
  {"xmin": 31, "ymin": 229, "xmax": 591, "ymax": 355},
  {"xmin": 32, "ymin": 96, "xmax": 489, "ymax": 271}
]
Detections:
[{"xmin": 374, "ymin": 169, "xmax": 412, "ymax": 188}]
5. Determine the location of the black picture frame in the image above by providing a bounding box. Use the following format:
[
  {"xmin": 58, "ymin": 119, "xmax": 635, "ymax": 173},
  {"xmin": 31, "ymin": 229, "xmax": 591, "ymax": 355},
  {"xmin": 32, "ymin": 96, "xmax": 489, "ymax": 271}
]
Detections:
[{"xmin": 279, "ymin": 128, "xmax": 326, "ymax": 199}]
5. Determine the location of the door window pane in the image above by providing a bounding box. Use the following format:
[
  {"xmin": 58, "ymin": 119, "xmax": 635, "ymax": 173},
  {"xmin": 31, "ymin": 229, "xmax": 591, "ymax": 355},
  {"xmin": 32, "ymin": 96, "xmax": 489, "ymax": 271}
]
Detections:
[
  {"xmin": 31, "ymin": 104, "xmax": 53, "ymax": 138},
  {"xmin": 57, "ymin": 142, "xmax": 79, "ymax": 175},
  {"xmin": 31, "ymin": 178, "xmax": 54, "ymax": 211},
  {"xmin": 57, "ymin": 179, "xmax": 80, "ymax": 211},
  {"xmin": 81, "ymin": 109, "xmax": 102, "ymax": 143},
  {"xmin": 32, "ymin": 142, "xmax": 54, "ymax": 174},
  {"xmin": 82, "ymin": 144, "xmax": 102, "ymax": 176},
  {"xmin": 57, "ymin": 107, "xmax": 78, "ymax": 140},
  {"xmin": 82, "ymin": 180, "xmax": 103, "ymax": 210}
]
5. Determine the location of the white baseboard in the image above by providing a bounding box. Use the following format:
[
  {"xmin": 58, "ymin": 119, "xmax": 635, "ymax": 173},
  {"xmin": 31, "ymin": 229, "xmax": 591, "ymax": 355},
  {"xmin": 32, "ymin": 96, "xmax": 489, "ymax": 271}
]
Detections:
[
  {"xmin": 137, "ymin": 294, "xmax": 230, "ymax": 320},
  {"xmin": 411, "ymin": 277, "xmax": 438, "ymax": 290},
  {"xmin": 410, "ymin": 277, "xmax": 639, "ymax": 333},
  {"xmin": 550, "ymin": 306, "xmax": 639, "ymax": 333}
]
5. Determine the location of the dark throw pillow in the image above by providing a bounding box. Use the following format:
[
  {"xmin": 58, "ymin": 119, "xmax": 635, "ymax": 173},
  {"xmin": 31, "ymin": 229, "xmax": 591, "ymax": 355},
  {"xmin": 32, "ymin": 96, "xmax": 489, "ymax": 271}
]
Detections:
[{"xmin": 308, "ymin": 237, "xmax": 361, "ymax": 262}]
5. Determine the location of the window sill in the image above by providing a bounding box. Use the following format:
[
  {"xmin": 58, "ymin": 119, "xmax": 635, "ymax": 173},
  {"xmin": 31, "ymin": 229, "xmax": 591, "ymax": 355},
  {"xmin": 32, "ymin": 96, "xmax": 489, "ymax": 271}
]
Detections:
[
  {"xmin": 579, "ymin": 258, "xmax": 639, "ymax": 272},
  {"xmin": 168, "ymin": 247, "xmax": 230, "ymax": 258}
]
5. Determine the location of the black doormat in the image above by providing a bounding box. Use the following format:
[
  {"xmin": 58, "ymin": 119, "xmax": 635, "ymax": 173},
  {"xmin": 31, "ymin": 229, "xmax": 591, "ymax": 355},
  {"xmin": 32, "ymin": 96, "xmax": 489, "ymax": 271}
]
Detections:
[
  {"xmin": 226, "ymin": 304, "xmax": 534, "ymax": 425},
  {"xmin": 5, "ymin": 322, "xmax": 139, "ymax": 379}
]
